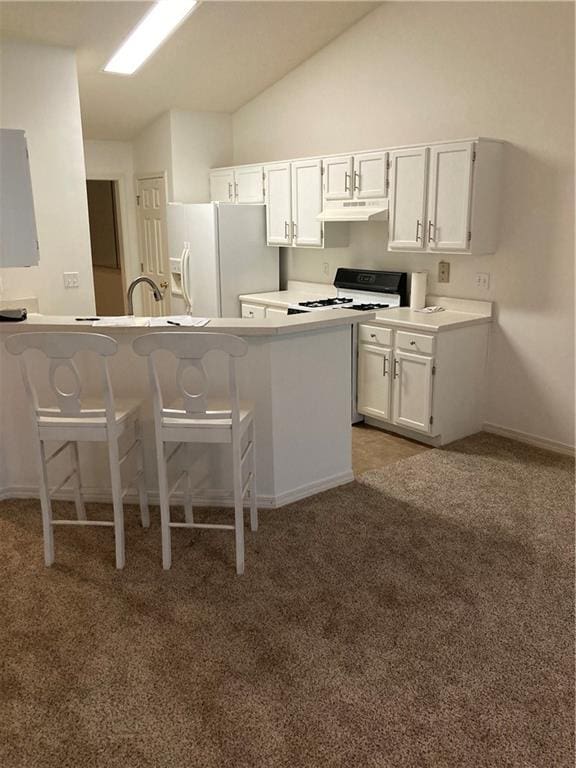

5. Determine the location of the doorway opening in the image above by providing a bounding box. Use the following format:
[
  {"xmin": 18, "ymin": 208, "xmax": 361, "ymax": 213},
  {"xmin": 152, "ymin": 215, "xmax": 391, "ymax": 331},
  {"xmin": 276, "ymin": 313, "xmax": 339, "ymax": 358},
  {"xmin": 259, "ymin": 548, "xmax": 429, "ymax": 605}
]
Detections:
[{"xmin": 86, "ymin": 179, "xmax": 126, "ymax": 315}]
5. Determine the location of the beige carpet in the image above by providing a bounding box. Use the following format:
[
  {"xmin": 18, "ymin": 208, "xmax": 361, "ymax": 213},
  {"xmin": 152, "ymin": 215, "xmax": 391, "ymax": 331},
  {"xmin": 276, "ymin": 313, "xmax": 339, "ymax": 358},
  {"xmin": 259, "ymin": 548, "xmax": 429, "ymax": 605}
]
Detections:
[{"xmin": 0, "ymin": 433, "xmax": 573, "ymax": 768}]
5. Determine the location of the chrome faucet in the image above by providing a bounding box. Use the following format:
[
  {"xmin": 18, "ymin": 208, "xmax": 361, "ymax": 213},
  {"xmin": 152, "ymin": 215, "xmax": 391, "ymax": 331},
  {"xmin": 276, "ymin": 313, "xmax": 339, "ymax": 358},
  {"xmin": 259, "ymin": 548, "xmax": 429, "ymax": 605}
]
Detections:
[{"xmin": 126, "ymin": 276, "xmax": 163, "ymax": 315}]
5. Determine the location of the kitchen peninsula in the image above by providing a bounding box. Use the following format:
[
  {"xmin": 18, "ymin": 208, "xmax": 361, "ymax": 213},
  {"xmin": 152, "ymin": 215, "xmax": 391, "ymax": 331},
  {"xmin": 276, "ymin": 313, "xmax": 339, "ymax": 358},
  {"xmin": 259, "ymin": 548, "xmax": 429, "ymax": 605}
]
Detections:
[{"xmin": 0, "ymin": 310, "xmax": 374, "ymax": 508}]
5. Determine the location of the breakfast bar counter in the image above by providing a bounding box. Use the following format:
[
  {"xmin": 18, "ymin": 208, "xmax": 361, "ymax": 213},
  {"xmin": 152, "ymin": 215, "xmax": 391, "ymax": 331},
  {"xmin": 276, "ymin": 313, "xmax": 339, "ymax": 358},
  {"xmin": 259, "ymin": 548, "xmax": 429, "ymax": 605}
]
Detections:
[{"xmin": 0, "ymin": 310, "xmax": 374, "ymax": 509}]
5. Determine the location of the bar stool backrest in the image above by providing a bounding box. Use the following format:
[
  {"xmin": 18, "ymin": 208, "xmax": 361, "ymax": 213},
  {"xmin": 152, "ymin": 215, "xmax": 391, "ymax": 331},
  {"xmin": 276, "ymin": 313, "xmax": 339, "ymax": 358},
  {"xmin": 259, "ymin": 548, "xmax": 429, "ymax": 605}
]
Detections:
[
  {"xmin": 132, "ymin": 332, "xmax": 248, "ymax": 425},
  {"xmin": 5, "ymin": 331, "xmax": 118, "ymax": 422}
]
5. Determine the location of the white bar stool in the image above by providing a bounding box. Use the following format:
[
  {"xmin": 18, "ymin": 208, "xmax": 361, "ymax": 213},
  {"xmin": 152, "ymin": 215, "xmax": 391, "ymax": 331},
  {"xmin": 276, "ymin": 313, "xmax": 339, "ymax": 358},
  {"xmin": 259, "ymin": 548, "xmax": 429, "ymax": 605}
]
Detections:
[
  {"xmin": 5, "ymin": 332, "xmax": 150, "ymax": 569},
  {"xmin": 132, "ymin": 332, "xmax": 257, "ymax": 575}
]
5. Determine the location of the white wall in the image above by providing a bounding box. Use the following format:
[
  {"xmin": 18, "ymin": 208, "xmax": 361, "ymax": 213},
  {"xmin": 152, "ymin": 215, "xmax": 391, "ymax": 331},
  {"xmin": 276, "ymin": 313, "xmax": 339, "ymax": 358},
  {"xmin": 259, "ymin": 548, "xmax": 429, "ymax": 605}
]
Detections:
[
  {"xmin": 83, "ymin": 139, "xmax": 140, "ymax": 293},
  {"xmin": 232, "ymin": 1, "xmax": 575, "ymax": 450},
  {"xmin": 0, "ymin": 41, "xmax": 94, "ymax": 314},
  {"xmin": 133, "ymin": 111, "xmax": 174, "ymax": 197},
  {"xmin": 133, "ymin": 110, "xmax": 232, "ymax": 203},
  {"xmin": 170, "ymin": 110, "xmax": 232, "ymax": 202}
]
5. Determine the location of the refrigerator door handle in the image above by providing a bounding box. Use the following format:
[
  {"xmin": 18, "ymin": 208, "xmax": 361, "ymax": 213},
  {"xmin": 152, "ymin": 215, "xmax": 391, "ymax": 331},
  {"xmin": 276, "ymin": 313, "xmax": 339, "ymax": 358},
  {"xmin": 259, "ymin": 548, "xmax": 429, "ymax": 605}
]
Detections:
[{"xmin": 181, "ymin": 245, "xmax": 193, "ymax": 314}]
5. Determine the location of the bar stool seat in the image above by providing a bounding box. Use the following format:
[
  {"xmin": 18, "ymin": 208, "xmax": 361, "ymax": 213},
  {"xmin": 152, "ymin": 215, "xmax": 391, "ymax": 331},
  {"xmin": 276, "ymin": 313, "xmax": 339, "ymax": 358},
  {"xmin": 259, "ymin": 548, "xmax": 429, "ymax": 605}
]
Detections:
[
  {"xmin": 5, "ymin": 332, "xmax": 150, "ymax": 570},
  {"xmin": 133, "ymin": 332, "xmax": 258, "ymax": 575}
]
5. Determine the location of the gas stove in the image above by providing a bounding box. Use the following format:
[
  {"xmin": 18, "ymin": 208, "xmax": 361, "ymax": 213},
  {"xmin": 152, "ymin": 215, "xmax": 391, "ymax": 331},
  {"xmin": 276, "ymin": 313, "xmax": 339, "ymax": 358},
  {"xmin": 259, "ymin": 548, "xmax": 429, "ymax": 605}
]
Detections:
[{"xmin": 287, "ymin": 268, "xmax": 408, "ymax": 316}]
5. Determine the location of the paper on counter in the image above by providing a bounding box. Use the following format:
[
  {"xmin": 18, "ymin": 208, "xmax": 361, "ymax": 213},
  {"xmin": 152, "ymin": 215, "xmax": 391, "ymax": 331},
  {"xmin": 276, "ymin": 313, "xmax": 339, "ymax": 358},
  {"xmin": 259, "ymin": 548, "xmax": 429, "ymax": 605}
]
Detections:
[
  {"xmin": 95, "ymin": 316, "xmax": 150, "ymax": 327},
  {"xmin": 149, "ymin": 316, "xmax": 210, "ymax": 327},
  {"xmin": 414, "ymin": 306, "xmax": 445, "ymax": 314}
]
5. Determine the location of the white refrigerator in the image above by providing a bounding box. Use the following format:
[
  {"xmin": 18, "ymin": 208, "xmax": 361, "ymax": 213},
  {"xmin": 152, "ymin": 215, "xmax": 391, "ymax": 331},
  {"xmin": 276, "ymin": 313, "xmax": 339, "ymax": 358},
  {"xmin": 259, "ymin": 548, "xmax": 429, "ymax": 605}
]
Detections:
[{"xmin": 167, "ymin": 202, "xmax": 279, "ymax": 318}]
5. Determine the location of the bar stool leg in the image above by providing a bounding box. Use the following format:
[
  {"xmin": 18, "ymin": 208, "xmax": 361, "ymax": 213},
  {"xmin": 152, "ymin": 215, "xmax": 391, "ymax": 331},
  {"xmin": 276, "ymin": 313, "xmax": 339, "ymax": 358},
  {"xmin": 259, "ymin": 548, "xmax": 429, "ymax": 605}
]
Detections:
[
  {"xmin": 232, "ymin": 437, "xmax": 245, "ymax": 576},
  {"xmin": 37, "ymin": 439, "xmax": 55, "ymax": 566},
  {"xmin": 107, "ymin": 435, "xmax": 125, "ymax": 570},
  {"xmin": 249, "ymin": 421, "xmax": 258, "ymax": 533},
  {"xmin": 157, "ymin": 441, "xmax": 172, "ymax": 570},
  {"xmin": 135, "ymin": 419, "xmax": 150, "ymax": 529},
  {"xmin": 71, "ymin": 442, "xmax": 87, "ymax": 521},
  {"xmin": 184, "ymin": 445, "xmax": 194, "ymax": 525}
]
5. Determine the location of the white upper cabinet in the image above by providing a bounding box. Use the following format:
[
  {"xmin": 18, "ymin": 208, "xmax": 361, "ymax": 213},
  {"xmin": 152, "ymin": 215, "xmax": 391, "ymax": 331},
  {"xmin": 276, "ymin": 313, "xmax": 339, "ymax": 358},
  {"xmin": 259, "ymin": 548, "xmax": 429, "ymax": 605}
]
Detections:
[
  {"xmin": 291, "ymin": 159, "xmax": 323, "ymax": 247},
  {"xmin": 353, "ymin": 151, "xmax": 388, "ymax": 199},
  {"xmin": 210, "ymin": 169, "xmax": 235, "ymax": 203},
  {"xmin": 264, "ymin": 162, "xmax": 292, "ymax": 246},
  {"xmin": 0, "ymin": 129, "xmax": 39, "ymax": 268},
  {"xmin": 210, "ymin": 166, "xmax": 264, "ymax": 203},
  {"xmin": 388, "ymin": 139, "xmax": 503, "ymax": 255},
  {"xmin": 388, "ymin": 147, "xmax": 429, "ymax": 250},
  {"xmin": 323, "ymin": 152, "xmax": 388, "ymax": 201},
  {"xmin": 427, "ymin": 142, "xmax": 474, "ymax": 252},
  {"xmin": 234, "ymin": 165, "xmax": 264, "ymax": 204},
  {"xmin": 323, "ymin": 156, "xmax": 353, "ymax": 200}
]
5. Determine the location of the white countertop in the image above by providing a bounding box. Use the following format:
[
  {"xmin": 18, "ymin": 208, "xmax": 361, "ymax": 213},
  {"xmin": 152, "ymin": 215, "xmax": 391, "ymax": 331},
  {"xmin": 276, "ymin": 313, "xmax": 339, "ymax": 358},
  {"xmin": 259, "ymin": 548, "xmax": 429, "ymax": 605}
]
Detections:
[
  {"xmin": 369, "ymin": 307, "xmax": 492, "ymax": 332},
  {"xmin": 239, "ymin": 289, "xmax": 335, "ymax": 309},
  {"xmin": 1, "ymin": 310, "xmax": 376, "ymax": 337}
]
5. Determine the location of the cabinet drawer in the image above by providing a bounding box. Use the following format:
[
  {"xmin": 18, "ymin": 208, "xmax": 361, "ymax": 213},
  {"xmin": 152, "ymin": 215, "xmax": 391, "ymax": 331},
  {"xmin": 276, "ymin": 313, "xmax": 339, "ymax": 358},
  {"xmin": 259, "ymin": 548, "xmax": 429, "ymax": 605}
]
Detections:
[
  {"xmin": 396, "ymin": 330, "xmax": 435, "ymax": 355},
  {"xmin": 241, "ymin": 303, "xmax": 266, "ymax": 319},
  {"xmin": 265, "ymin": 306, "xmax": 288, "ymax": 317},
  {"xmin": 359, "ymin": 324, "xmax": 392, "ymax": 346}
]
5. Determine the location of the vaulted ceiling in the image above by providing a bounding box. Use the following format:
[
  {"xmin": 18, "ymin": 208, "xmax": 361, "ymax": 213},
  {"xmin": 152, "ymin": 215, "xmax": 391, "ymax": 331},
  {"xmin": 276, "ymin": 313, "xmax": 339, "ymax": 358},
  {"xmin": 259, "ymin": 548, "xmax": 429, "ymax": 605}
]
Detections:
[{"xmin": 0, "ymin": 1, "xmax": 379, "ymax": 140}]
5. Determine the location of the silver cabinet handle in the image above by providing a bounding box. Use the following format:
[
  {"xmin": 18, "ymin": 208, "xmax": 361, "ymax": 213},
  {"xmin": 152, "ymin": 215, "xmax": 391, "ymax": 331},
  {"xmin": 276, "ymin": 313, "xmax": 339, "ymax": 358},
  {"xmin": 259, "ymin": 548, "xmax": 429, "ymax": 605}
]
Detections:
[
  {"xmin": 370, "ymin": 332, "xmax": 376, "ymax": 339},
  {"xmin": 393, "ymin": 359, "xmax": 399, "ymax": 379},
  {"xmin": 382, "ymin": 355, "xmax": 388, "ymax": 377},
  {"xmin": 234, "ymin": 181, "xmax": 239, "ymax": 199},
  {"xmin": 410, "ymin": 340, "xmax": 416, "ymax": 346},
  {"xmin": 416, "ymin": 219, "xmax": 422, "ymax": 242},
  {"xmin": 228, "ymin": 182, "xmax": 233, "ymax": 201},
  {"xmin": 344, "ymin": 171, "xmax": 351, "ymax": 192},
  {"xmin": 292, "ymin": 221, "xmax": 296, "ymax": 240},
  {"xmin": 284, "ymin": 221, "xmax": 289, "ymax": 239},
  {"xmin": 353, "ymin": 171, "xmax": 360, "ymax": 191},
  {"xmin": 428, "ymin": 220, "xmax": 435, "ymax": 242}
]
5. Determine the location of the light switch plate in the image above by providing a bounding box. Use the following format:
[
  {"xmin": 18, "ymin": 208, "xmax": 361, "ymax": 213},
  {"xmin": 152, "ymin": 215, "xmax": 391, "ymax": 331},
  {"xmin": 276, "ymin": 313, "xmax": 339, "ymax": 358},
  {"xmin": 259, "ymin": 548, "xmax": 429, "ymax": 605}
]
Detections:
[
  {"xmin": 475, "ymin": 272, "xmax": 490, "ymax": 290},
  {"xmin": 63, "ymin": 272, "xmax": 79, "ymax": 289},
  {"xmin": 437, "ymin": 261, "xmax": 450, "ymax": 283}
]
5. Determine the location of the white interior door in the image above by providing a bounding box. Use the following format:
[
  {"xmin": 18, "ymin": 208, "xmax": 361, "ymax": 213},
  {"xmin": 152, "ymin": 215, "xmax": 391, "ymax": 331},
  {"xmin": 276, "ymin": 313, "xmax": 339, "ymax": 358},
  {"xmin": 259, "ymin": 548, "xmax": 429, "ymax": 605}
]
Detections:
[
  {"xmin": 357, "ymin": 345, "xmax": 392, "ymax": 421},
  {"xmin": 291, "ymin": 159, "xmax": 323, "ymax": 247},
  {"xmin": 323, "ymin": 155, "xmax": 353, "ymax": 200},
  {"xmin": 427, "ymin": 141, "xmax": 474, "ymax": 251},
  {"xmin": 210, "ymin": 170, "xmax": 234, "ymax": 203},
  {"xmin": 392, "ymin": 350, "xmax": 434, "ymax": 432},
  {"xmin": 136, "ymin": 176, "xmax": 171, "ymax": 316},
  {"xmin": 264, "ymin": 163, "xmax": 292, "ymax": 245},
  {"xmin": 235, "ymin": 166, "xmax": 264, "ymax": 204},
  {"xmin": 388, "ymin": 147, "xmax": 428, "ymax": 250},
  {"xmin": 354, "ymin": 151, "xmax": 388, "ymax": 199}
]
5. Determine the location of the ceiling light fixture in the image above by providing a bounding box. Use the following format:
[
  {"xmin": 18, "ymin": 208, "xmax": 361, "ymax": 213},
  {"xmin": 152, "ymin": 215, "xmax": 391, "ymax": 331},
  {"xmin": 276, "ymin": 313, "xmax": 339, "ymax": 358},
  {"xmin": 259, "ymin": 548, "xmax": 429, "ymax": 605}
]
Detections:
[{"xmin": 104, "ymin": 0, "xmax": 198, "ymax": 76}]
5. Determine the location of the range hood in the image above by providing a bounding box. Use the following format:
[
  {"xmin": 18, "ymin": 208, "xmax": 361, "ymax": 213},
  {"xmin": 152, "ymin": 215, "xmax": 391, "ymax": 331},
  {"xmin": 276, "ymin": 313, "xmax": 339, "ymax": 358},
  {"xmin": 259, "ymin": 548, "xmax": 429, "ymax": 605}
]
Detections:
[{"xmin": 317, "ymin": 198, "xmax": 389, "ymax": 223}]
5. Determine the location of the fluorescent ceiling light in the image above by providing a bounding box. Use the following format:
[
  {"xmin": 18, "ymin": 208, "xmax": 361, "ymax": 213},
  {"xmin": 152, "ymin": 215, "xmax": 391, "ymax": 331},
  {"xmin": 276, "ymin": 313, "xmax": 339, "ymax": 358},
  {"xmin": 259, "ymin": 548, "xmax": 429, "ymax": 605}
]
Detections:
[{"xmin": 104, "ymin": 1, "xmax": 198, "ymax": 75}]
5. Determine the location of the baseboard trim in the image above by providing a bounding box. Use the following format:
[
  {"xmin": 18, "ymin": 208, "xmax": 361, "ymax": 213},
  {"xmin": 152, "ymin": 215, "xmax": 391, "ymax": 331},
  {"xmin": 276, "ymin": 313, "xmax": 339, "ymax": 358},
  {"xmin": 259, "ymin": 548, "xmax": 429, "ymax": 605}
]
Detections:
[
  {"xmin": 483, "ymin": 423, "xmax": 575, "ymax": 457},
  {"xmin": 0, "ymin": 472, "xmax": 355, "ymax": 509}
]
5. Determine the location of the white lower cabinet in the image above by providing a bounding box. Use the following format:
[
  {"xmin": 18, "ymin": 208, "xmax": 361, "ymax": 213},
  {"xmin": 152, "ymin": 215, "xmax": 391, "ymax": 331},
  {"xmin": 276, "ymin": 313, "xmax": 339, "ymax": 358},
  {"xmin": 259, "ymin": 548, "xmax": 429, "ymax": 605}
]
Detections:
[
  {"xmin": 357, "ymin": 344, "xmax": 392, "ymax": 421},
  {"xmin": 241, "ymin": 303, "xmax": 266, "ymax": 319},
  {"xmin": 392, "ymin": 350, "xmax": 434, "ymax": 432},
  {"xmin": 265, "ymin": 306, "xmax": 288, "ymax": 318},
  {"xmin": 357, "ymin": 321, "xmax": 490, "ymax": 444}
]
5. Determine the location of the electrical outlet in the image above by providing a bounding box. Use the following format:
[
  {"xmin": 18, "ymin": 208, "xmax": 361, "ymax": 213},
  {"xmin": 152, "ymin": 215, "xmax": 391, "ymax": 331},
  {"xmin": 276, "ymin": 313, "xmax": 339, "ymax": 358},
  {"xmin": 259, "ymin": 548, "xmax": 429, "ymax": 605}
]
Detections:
[
  {"xmin": 322, "ymin": 262, "xmax": 330, "ymax": 276},
  {"xmin": 475, "ymin": 272, "xmax": 490, "ymax": 290},
  {"xmin": 63, "ymin": 272, "xmax": 79, "ymax": 289},
  {"xmin": 437, "ymin": 261, "xmax": 450, "ymax": 283}
]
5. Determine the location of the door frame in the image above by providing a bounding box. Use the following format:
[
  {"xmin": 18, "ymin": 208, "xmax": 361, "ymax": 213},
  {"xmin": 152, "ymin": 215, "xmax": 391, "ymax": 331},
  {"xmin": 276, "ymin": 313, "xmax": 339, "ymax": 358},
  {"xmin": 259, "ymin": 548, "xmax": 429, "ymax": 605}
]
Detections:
[{"xmin": 86, "ymin": 172, "xmax": 132, "ymax": 313}]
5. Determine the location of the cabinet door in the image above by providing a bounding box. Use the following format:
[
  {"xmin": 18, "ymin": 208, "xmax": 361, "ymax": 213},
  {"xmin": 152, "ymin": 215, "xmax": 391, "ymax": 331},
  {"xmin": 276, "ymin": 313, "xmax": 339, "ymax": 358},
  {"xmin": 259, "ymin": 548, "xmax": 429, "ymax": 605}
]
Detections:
[
  {"xmin": 235, "ymin": 165, "xmax": 264, "ymax": 204},
  {"xmin": 357, "ymin": 344, "xmax": 392, "ymax": 421},
  {"xmin": 427, "ymin": 142, "xmax": 474, "ymax": 252},
  {"xmin": 210, "ymin": 170, "xmax": 234, "ymax": 203},
  {"xmin": 387, "ymin": 147, "xmax": 428, "ymax": 250},
  {"xmin": 291, "ymin": 159, "xmax": 323, "ymax": 247},
  {"xmin": 323, "ymin": 155, "xmax": 353, "ymax": 201},
  {"xmin": 264, "ymin": 163, "xmax": 292, "ymax": 246},
  {"xmin": 392, "ymin": 350, "xmax": 434, "ymax": 433},
  {"xmin": 354, "ymin": 151, "xmax": 388, "ymax": 199}
]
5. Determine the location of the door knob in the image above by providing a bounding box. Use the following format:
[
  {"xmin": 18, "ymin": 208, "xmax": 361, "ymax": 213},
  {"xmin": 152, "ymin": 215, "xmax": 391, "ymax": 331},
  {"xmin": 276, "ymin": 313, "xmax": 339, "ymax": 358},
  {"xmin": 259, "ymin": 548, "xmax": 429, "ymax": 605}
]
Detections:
[{"xmin": 160, "ymin": 281, "xmax": 169, "ymax": 289}]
